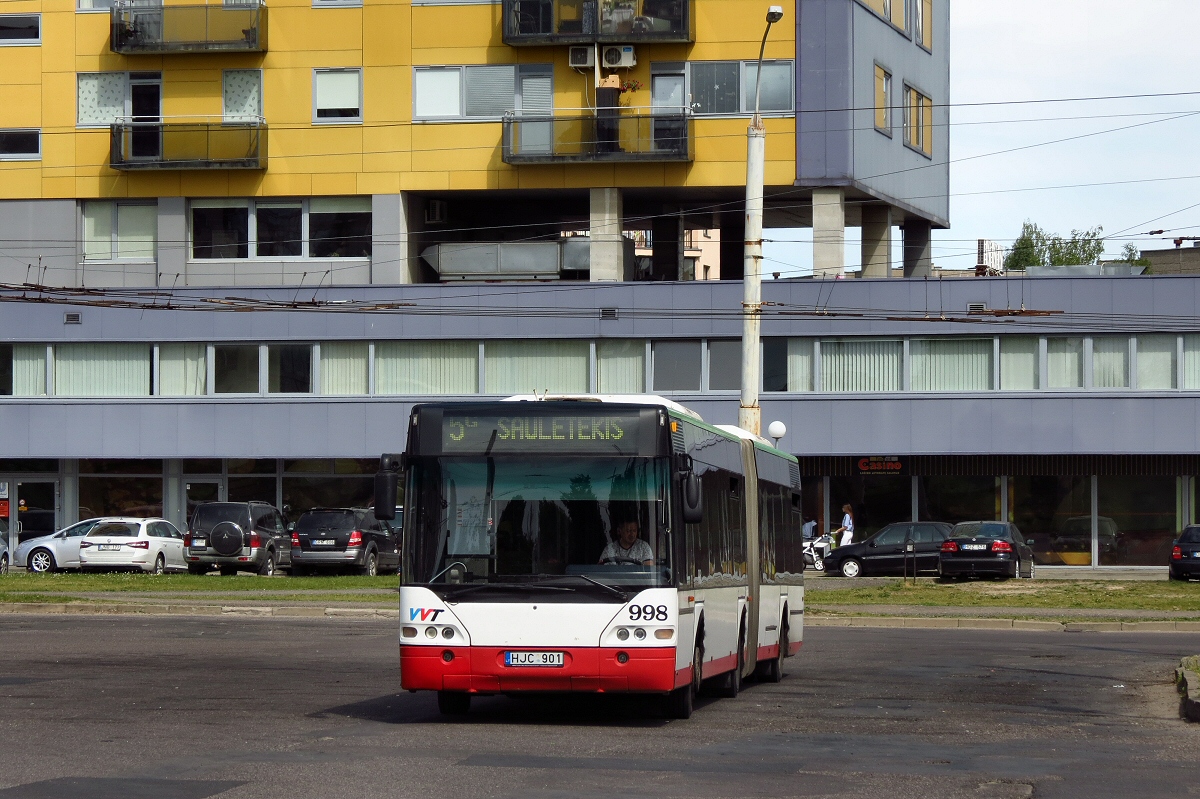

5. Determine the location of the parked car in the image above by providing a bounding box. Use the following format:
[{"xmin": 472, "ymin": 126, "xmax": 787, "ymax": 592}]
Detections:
[
  {"xmin": 0, "ymin": 535, "xmax": 9, "ymax": 575},
  {"xmin": 77, "ymin": 518, "xmax": 187, "ymax": 574},
  {"xmin": 824, "ymin": 522, "xmax": 953, "ymax": 578},
  {"xmin": 16, "ymin": 518, "xmax": 104, "ymax": 573},
  {"xmin": 185, "ymin": 501, "xmax": 291, "ymax": 576},
  {"xmin": 289, "ymin": 507, "xmax": 400, "ymax": 576},
  {"xmin": 1169, "ymin": 526, "xmax": 1200, "ymax": 581},
  {"xmin": 938, "ymin": 521, "xmax": 1035, "ymax": 581}
]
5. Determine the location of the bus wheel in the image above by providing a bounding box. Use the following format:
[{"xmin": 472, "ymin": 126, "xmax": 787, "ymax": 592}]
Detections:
[
  {"xmin": 716, "ymin": 633, "xmax": 744, "ymax": 698},
  {"xmin": 437, "ymin": 691, "xmax": 471, "ymax": 716},
  {"xmin": 666, "ymin": 641, "xmax": 702, "ymax": 719},
  {"xmin": 764, "ymin": 622, "xmax": 786, "ymax": 683}
]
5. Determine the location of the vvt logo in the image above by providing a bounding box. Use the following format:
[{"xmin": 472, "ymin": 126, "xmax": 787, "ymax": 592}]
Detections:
[{"xmin": 409, "ymin": 607, "xmax": 444, "ymax": 621}]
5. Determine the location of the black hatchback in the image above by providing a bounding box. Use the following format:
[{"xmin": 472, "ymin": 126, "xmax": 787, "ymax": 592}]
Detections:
[
  {"xmin": 289, "ymin": 508, "xmax": 400, "ymax": 576},
  {"xmin": 938, "ymin": 521, "xmax": 1035, "ymax": 581},
  {"xmin": 824, "ymin": 522, "xmax": 953, "ymax": 578},
  {"xmin": 1170, "ymin": 526, "xmax": 1200, "ymax": 581}
]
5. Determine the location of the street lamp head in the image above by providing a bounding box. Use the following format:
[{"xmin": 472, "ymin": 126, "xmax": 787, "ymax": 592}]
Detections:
[{"xmin": 766, "ymin": 6, "xmax": 784, "ymax": 23}]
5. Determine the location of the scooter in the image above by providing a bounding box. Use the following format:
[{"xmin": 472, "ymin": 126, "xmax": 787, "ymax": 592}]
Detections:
[{"xmin": 803, "ymin": 533, "xmax": 833, "ymax": 572}]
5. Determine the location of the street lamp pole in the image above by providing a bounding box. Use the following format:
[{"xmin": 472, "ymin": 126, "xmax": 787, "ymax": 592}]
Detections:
[{"xmin": 739, "ymin": 5, "xmax": 784, "ymax": 436}]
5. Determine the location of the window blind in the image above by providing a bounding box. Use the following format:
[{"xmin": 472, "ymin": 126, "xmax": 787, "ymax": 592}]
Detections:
[
  {"xmin": 159, "ymin": 343, "xmax": 206, "ymax": 396},
  {"xmin": 1047, "ymin": 337, "xmax": 1083, "ymax": 389},
  {"xmin": 320, "ymin": 342, "xmax": 368, "ymax": 395},
  {"xmin": 1092, "ymin": 337, "xmax": 1128, "ymax": 389},
  {"xmin": 518, "ymin": 71, "xmax": 553, "ymax": 113},
  {"xmin": 55, "ymin": 343, "xmax": 150, "ymax": 397},
  {"xmin": 12, "ymin": 344, "xmax": 45, "ymax": 397},
  {"xmin": 77, "ymin": 73, "xmax": 124, "ymax": 126},
  {"xmin": 375, "ymin": 340, "xmax": 477, "ymax": 394},
  {"xmin": 116, "ymin": 204, "xmax": 156, "ymax": 260},
  {"xmin": 787, "ymin": 338, "xmax": 813, "ymax": 392},
  {"xmin": 597, "ymin": 340, "xmax": 644, "ymax": 393},
  {"xmin": 910, "ymin": 339, "xmax": 992, "ymax": 391},
  {"xmin": 83, "ymin": 202, "xmax": 114, "ymax": 261},
  {"xmin": 484, "ymin": 340, "xmax": 588, "ymax": 394},
  {"xmin": 1137, "ymin": 335, "xmax": 1177, "ymax": 390},
  {"xmin": 820, "ymin": 340, "xmax": 901, "ymax": 392},
  {"xmin": 464, "ymin": 66, "xmax": 515, "ymax": 117},
  {"xmin": 414, "ymin": 69, "xmax": 462, "ymax": 118},
  {"xmin": 314, "ymin": 70, "xmax": 360, "ymax": 117},
  {"xmin": 1183, "ymin": 335, "xmax": 1200, "ymax": 390},
  {"xmin": 999, "ymin": 337, "xmax": 1037, "ymax": 390},
  {"xmin": 223, "ymin": 69, "xmax": 261, "ymax": 122}
]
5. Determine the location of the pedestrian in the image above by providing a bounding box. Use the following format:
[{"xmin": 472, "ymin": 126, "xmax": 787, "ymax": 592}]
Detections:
[{"xmin": 832, "ymin": 503, "xmax": 855, "ymax": 548}]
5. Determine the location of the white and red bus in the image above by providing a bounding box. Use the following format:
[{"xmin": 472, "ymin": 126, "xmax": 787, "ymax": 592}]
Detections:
[{"xmin": 374, "ymin": 396, "xmax": 805, "ymax": 717}]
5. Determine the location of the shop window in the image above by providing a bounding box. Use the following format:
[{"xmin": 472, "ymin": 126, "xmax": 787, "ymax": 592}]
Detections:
[
  {"xmin": 830, "ymin": 475, "xmax": 911, "ymax": 540},
  {"xmin": 1010, "ymin": 476, "xmax": 1091, "ymax": 566},
  {"xmin": 375, "ymin": 340, "xmax": 478, "ymax": 395},
  {"xmin": 1137, "ymin": 334, "xmax": 1177, "ymax": 390},
  {"xmin": 0, "ymin": 129, "xmax": 39, "ymax": 160},
  {"xmin": 313, "ymin": 68, "xmax": 362, "ymax": 123},
  {"xmin": 54, "ymin": 343, "xmax": 151, "ymax": 397},
  {"xmin": 910, "ymin": 338, "xmax": 992, "ymax": 391},
  {"xmin": 917, "ymin": 476, "xmax": 997, "ymax": 525},
  {"xmin": 78, "ymin": 476, "xmax": 163, "ymax": 517},
  {"xmin": 1098, "ymin": 475, "xmax": 1181, "ymax": 566},
  {"xmin": 83, "ymin": 202, "xmax": 157, "ymax": 261},
  {"xmin": 268, "ymin": 345, "xmax": 312, "ymax": 394},
  {"xmin": 79, "ymin": 459, "xmax": 163, "ymax": 474},
  {"xmin": 652, "ymin": 340, "xmax": 702, "ymax": 391},
  {"xmin": 283, "ymin": 476, "xmax": 374, "ymax": 517},
  {"xmin": 214, "ymin": 345, "xmax": 259, "ymax": 393},
  {"xmin": 821, "ymin": 339, "xmax": 902, "ymax": 392},
  {"xmin": 1046, "ymin": 337, "xmax": 1083, "ymax": 389},
  {"xmin": 999, "ymin": 337, "xmax": 1038, "ymax": 390},
  {"xmin": 182, "ymin": 459, "xmax": 222, "ymax": 474},
  {"xmin": 1092, "ymin": 336, "xmax": 1129, "ymax": 389},
  {"xmin": 707, "ymin": 340, "xmax": 741, "ymax": 391},
  {"xmin": 320, "ymin": 342, "xmax": 368, "ymax": 395},
  {"xmin": 228, "ymin": 459, "xmax": 277, "ymax": 475},
  {"xmin": 597, "ymin": 340, "xmax": 645, "ymax": 393},
  {"xmin": 228, "ymin": 476, "xmax": 276, "ymax": 504},
  {"xmin": 485, "ymin": 340, "xmax": 588, "ymax": 394}
]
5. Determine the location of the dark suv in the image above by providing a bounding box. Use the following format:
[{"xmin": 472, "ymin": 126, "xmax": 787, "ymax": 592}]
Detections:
[
  {"xmin": 289, "ymin": 508, "xmax": 400, "ymax": 576},
  {"xmin": 185, "ymin": 502, "xmax": 291, "ymax": 576}
]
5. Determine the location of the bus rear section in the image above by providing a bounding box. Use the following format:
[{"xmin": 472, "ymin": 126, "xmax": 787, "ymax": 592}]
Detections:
[{"xmin": 380, "ymin": 399, "xmax": 804, "ymax": 717}]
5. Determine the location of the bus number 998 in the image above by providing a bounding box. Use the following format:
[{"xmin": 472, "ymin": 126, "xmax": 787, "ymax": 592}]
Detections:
[{"xmin": 629, "ymin": 605, "xmax": 669, "ymax": 621}]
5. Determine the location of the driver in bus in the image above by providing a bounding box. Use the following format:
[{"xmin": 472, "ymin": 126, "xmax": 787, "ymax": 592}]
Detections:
[{"xmin": 599, "ymin": 519, "xmax": 654, "ymax": 566}]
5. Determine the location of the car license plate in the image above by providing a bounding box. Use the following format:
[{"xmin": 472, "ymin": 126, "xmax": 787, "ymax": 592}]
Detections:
[
  {"xmin": 313, "ymin": 539, "xmax": 335, "ymax": 546},
  {"xmin": 192, "ymin": 539, "xmax": 205, "ymax": 549},
  {"xmin": 98, "ymin": 544, "xmax": 122, "ymax": 551},
  {"xmin": 962, "ymin": 543, "xmax": 987, "ymax": 551},
  {"xmin": 505, "ymin": 651, "xmax": 564, "ymax": 667}
]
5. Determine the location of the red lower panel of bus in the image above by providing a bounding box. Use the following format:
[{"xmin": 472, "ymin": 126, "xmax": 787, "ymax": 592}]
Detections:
[{"xmin": 401, "ymin": 645, "xmax": 678, "ymax": 693}]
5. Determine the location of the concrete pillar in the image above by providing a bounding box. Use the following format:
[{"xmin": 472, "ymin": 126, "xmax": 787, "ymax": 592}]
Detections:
[
  {"xmin": 590, "ymin": 187, "xmax": 626, "ymax": 281},
  {"xmin": 719, "ymin": 212, "xmax": 744, "ymax": 280},
  {"xmin": 860, "ymin": 205, "xmax": 892, "ymax": 278},
  {"xmin": 156, "ymin": 197, "xmax": 187, "ymax": 288},
  {"xmin": 812, "ymin": 188, "xmax": 845, "ymax": 278},
  {"xmin": 371, "ymin": 194, "xmax": 426, "ymax": 284},
  {"xmin": 903, "ymin": 219, "xmax": 933, "ymax": 277},
  {"xmin": 652, "ymin": 213, "xmax": 683, "ymax": 281}
]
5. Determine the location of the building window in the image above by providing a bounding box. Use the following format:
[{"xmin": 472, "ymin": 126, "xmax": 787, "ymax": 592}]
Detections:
[
  {"xmin": 320, "ymin": 342, "xmax": 369, "ymax": 395},
  {"xmin": 597, "ymin": 340, "xmax": 645, "ymax": 393},
  {"xmin": 76, "ymin": 0, "xmax": 115, "ymax": 12},
  {"xmin": 268, "ymin": 345, "xmax": 312, "ymax": 394},
  {"xmin": 159, "ymin": 344, "xmax": 206, "ymax": 396},
  {"xmin": 873, "ymin": 65, "xmax": 892, "ymax": 134},
  {"xmin": 0, "ymin": 129, "xmax": 40, "ymax": 160},
  {"xmin": 1046, "ymin": 337, "xmax": 1083, "ymax": 389},
  {"xmin": 1092, "ymin": 336, "xmax": 1129, "ymax": 389},
  {"xmin": 763, "ymin": 338, "xmax": 813, "ymax": 392},
  {"xmin": 910, "ymin": 338, "xmax": 992, "ymax": 391},
  {"xmin": 190, "ymin": 198, "xmax": 372, "ymax": 260},
  {"xmin": 313, "ymin": 0, "xmax": 362, "ymax": 7},
  {"xmin": 484, "ymin": 340, "xmax": 588, "ymax": 394},
  {"xmin": 313, "ymin": 68, "xmax": 362, "ymax": 123},
  {"xmin": 999, "ymin": 337, "xmax": 1038, "ymax": 390},
  {"xmin": 652, "ymin": 340, "xmax": 702, "ymax": 391},
  {"xmin": 375, "ymin": 341, "xmax": 478, "ymax": 394},
  {"xmin": 0, "ymin": 344, "xmax": 48, "ymax": 396},
  {"xmin": 707, "ymin": 340, "xmax": 741, "ymax": 391},
  {"xmin": 82, "ymin": 202, "xmax": 157, "ymax": 261},
  {"xmin": 223, "ymin": 69, "xmax": 262, "ymax": 123},
  {"xmin": 1137, "ymin": 335, "xmax": 1177, "ymax": 390},
  {"xmin": 54, "ymin": 344, "xmax": 151, "ymax": 397},
  {"xmin": 77, "ymin": 72, "xmax": 127, "ymax": 127},
  {"xmin": 214, "ymin": 345, "xmax": 259, "ymax": 394},
  {"xmin": 0, "ymin": 14, "xmax": 40, "ymax": 44},
  {"xmin": 916, "ymin": 0, "xmax": 933, "ymax": 50},
  {"xmin": 412, "ymin": 65, "xmax": 553, "ymax": 120},
  {"xmin": 859, "ymin": 0, "xmax": 905, "ymax": 30},
  {"xmin": 687, "ymin": 61, "xmax": 794, "ymax": 116},
  {"xmin": 903, "ymin": 85, "xmax": 934, "ymax": 157},
  {"xmin": 821, "ymin": 339, "xmax": 902, "ymax": 392}
]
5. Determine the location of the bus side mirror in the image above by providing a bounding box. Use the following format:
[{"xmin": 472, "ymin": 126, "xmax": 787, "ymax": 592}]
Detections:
[
  {"xmin": 374, "ymin": 453, "xmax": 404, "ymax": 521},
  {"xmin": 682, "ymin": 472, "xmax": 703, "ymax": 524}
]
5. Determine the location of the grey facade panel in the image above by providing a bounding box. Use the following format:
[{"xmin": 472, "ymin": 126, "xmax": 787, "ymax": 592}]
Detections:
[
  {"xmin": 0, "ymin": 200, "xmax": 77, "ymax": 286},
  {"xmin": 798, "ymin": 0, "xmax": 853, "ymax": 182}
]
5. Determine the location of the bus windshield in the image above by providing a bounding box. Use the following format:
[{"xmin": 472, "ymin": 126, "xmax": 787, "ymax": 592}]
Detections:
[{"xmin": 407, "ymin": 456, "xmax": 672, "ymax": 590}]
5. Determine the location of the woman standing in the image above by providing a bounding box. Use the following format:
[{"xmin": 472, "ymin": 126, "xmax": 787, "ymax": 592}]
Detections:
[{"xmin": 832, "ymin": 503, "xmax": 855, "ymax": 548}]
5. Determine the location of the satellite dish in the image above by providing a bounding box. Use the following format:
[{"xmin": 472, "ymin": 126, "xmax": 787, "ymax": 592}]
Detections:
[{"xmin": 767, "ymin": 420, "xmax": 786, "ymax": 446}]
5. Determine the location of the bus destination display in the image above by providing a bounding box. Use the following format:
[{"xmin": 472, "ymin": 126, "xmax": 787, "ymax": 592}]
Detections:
[{"xmin": 441, "ymin": 411, "xmax": 647, "ymax": 455}]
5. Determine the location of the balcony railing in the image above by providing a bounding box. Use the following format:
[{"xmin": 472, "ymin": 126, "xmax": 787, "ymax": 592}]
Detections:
[
  {"xmin": 109, "ymin": 119, "xmax": 266, "ymax": 170},
  {"xmin": 502, "ymin": 0, "xmax": 689, "ymax": 44},
  {"xmin": 502, "ymin": 109, "xmax": 693, "ymax": 164},
  {"xmin": 110, "ymin": 1, "xmax": 266, "ymax": 54}
]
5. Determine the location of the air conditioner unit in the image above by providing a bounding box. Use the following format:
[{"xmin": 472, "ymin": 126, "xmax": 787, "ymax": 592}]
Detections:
[
  {"xmin": 425, "ymin": 199, "xmax": 447, "ymax": 225},
  {"xmin": 602, "ymin": 45, "xmax": 636, "ymax": 68},
  {"xmin": 568, "ymin": 46, "xmax": 595, "ymax": 68}
]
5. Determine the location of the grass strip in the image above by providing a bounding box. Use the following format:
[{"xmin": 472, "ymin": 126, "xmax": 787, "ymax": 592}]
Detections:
[
  {"xmin": 0, "ymin": 572, "xmax": 399, "ymax": 593},
  {"xmin": 806, "ymin": 579, "xmax": 1200, "ymax": 612}
]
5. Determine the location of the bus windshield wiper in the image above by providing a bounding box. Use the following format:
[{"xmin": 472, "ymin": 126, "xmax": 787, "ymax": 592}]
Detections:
[
  {"xmin": 563, "ymin": 574, "xmax": 629, "ymax": 602},
  {"xmin": 436, "ymin": 582, "xmax": 576, "ymax": 599}
]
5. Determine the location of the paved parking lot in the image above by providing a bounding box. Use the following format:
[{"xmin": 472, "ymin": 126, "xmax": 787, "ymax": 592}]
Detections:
[{"xmin": 1, "ymin": 616, "xmax": 1198, "ymax": 799}]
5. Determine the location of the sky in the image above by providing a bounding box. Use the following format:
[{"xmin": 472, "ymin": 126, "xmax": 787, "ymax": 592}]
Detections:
[{"xmin": 763, "ymin": 0, "xmax": 1200, "ymax": 276}]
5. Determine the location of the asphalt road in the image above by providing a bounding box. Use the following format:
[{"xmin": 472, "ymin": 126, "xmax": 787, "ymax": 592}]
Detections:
[{"xmin": 1, "ymin": 616, "xmax": 1199, "ymax": 799}]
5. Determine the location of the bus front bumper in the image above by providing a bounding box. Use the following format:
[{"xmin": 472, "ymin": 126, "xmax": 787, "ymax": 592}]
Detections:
[{"xmin": 400, "ymin": 645, "xmax": 682, "ymax": 694}]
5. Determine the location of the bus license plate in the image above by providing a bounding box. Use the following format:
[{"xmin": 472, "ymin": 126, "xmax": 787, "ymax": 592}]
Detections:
[{"xmin": 505, "ymin": 651, "xmax": 564, "ymax": 668}]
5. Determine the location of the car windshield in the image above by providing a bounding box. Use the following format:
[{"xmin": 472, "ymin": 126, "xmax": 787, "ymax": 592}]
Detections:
[
  {"xmin": 297, "ymin": 510, "xmax": 358, "ymax": 533},
  {"xmin": 407, "ymin": 456, "xmax": 671, "ymax": 589},
  {"xmin": 192, "ymin": 505, "xmax": 250, "ymax": 532},
  {"xmin": 87, "ymin": 523, "xmax": 140, "ymax": 538},
  {"xmin": 1179, "ymin": 528, "xmax": 1200, "ymax": 544},
  {"xmin": 953, "ymin": 522, "xmax": 1009, "ymax": 540}
]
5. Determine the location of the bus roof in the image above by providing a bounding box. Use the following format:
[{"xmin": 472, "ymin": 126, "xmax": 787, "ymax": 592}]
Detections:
[{"xmin": 503, "ymin": 394, "xmax": 704, "ymax": 421}]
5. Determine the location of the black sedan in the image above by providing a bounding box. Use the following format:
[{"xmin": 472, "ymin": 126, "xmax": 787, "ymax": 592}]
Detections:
[
  {"xmin": 938, "ymin": 521, "xmax": 1035, "ymax": 581},
  {"xmin": 825, "ymin": 522, "xmax": 953, "ymax": 578},
  {"xmin": 1169, "ymin": 526, "xmax": 1200, "ymax": 581}
]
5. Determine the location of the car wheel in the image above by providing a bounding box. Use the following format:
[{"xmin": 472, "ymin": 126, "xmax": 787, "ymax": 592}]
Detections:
[
  {"xmin": 0, "ymin": 553, "xmax": 7, "ymax": 576},
  {"xmin": 28, "ymin": 548, "xmax": 56, "ymax": 574},
  {"xmin": 359, "ymin": 550, "xmax": 378, "ymax": 577},
  {"xmin": 840, "ymin": 559, "xmax": 862, "ymax": 579},
  {"xmin": 187, "ymin": 564, "xmax": 207, "ymax": 576},
  {"xmin": 437, "ymin": 691, "xmax": 471, "ymax": 716},
  {"xmin": 152, "ymin": 554, "xmax": 166, "ymax": 575},
  {"xmin": 258, "ymin": 552, "xmax": 275, "ymax": 577}
]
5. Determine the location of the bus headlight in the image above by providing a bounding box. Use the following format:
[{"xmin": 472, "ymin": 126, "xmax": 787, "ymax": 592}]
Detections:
[
  {"xmin": 425, "ymin": 627, "xmax": 438, "ymax": 639},
  {"xmin": 616, "ymin": 628, "xmax": 629, "ymax": 641},
  {"xmin": 633, "ymin": 628, "xmax": 646, "ymax": 640},
  {"xmin": 442, "ymin": 627, "xmax": 454, "ymax": 640}
]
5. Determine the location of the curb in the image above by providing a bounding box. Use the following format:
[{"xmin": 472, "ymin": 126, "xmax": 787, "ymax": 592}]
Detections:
[
  {"xmin": 807, "ymin": 616, "xmax": 1200, "ymax": 633},
  {"xmin": 0, "ymin": 602, "xmax": 399, "ymax": 619},
  {"xmin": 1177, "ymin": 656, "xmax": 1200, "ymax": 722}
]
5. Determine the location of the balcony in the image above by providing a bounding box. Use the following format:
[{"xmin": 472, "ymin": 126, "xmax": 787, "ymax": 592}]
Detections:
[
  {"xmin": 502, "ymin": 0, "xmax": 689, "ymax": 45},
  {"xmin": 109, "ymin": 119, "xmax": 266, "ymax": 170},
  {"xmin": 502, "ymin": 109, "xmax": 692, "ymax": 165},
  {"xmin": 110, "ymin": 1, "xmax": 266, "ymax": 54}
]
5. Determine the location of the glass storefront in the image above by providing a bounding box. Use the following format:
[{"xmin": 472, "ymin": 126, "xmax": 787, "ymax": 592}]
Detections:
[
  {"xmin": 918, "ymin": 476, "xmax": 998, "ymax": 525},
  {"xmin": 1011, "ymin": 476, "xmax": 1092, "ymax": 566},
  {"xmin": 829, "ymin": 476, "xmax": 911, "ymax": 539},
  {"xmin": 1098, "ymin": 475, "xmax": 1181, "ymax": 566}
]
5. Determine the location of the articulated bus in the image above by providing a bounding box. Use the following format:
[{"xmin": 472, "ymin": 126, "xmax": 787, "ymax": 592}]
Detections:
[{"xmin": 374, "ymin": 396, "xmax": 805, "ymax": 718}]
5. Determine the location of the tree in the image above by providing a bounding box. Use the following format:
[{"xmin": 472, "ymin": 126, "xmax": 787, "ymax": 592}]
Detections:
[
  {"xmin": 1119, "ymin": 243, "xmax": 1151, "ymax": 268},
  {"xmin": 1003, "ymin": 221, "xmax": 1105, "ymax": 271}
]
